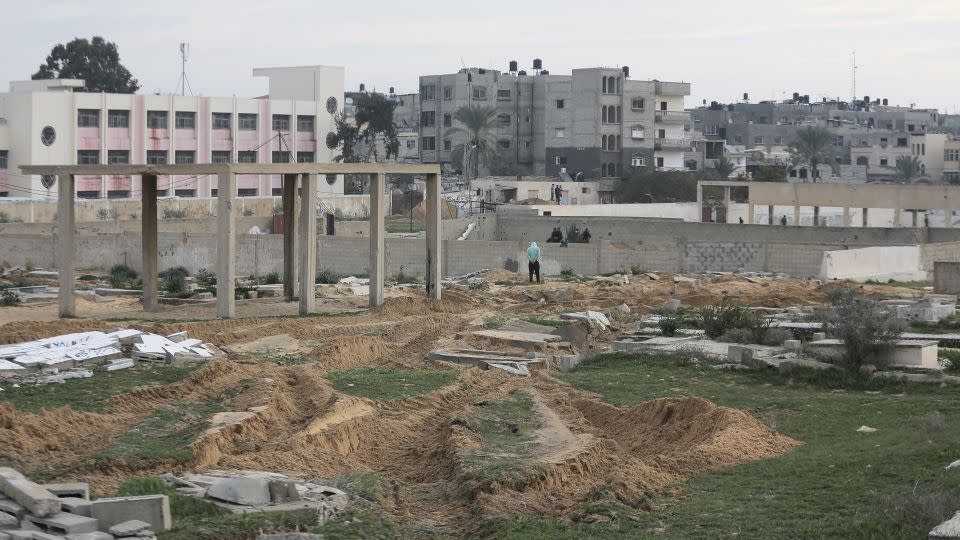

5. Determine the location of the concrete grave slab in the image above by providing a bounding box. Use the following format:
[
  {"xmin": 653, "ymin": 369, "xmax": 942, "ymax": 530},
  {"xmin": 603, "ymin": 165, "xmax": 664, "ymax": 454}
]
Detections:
[
  {"xmin": 23, "ymin": 512, "xmax": 99, "ymax": 535},
  {"xmin": 88, "ymin": 495, "xmax": 170, "ymax": 533}
]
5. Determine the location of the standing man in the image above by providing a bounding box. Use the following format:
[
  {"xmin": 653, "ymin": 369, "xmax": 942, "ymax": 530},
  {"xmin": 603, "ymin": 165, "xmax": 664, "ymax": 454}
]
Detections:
[
  {"xmin": 527, "ymin": 241, "xmax": 542, "ymax": 283},
  {"xmin": 555, "ymin": 184, "xmax": 562, "ymax": 204}
]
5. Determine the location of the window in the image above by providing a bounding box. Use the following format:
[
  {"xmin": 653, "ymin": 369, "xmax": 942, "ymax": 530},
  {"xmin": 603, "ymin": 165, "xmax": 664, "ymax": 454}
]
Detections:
[
  {"xmin": 297, "ymin": 115, "xmax": 315, "ymax": 132},
  {"xmin": 272, "ymin": 151, "xmax": 290, "ymax": 163},
  {"xmin": 238, "ymin": 113, "xmax": 258, "ymax": 131},
  {"xmin": 174, "ymin": 189, "xmax": 196, "ymax": 198},
  {"xmin": 212, "ymin": 113, "xmax": 231, "ymax": 130},
  {"xmin": 946, "ymin": 172, "xmax": 960, "ymax": 184},
  {"xmin": 660, "ymin": 101, "xmax": 668, "ymax": 111},
  {"xmin": 616, "ymin": 106, "xmax": 622, "ymax": 123},
  {"xmin": 175, "ymin": 150, "xmax": 195, "ymax": 164},
  {"xmin": 77, "ymin": 109, "xmax": 100, "ymax": 127},
  {"xmin": 422, "ymin": 137, "xmax": 436, "ymax": 151},
  {"xmin": 211, "ymin": 150, "xmax": 231, "ymax": 163},
  {"xmin": 272, "ymin": 188, "xmax": 283, "ymax": 196},
  {"xmin": 685, "ymin": 159, "xmax": 698, "ymax": 171},
  {"xmin": 774, "ymin": 136, "xmax": 783, "ymax": 145},
  {"xmin": 880, "ymin": 158, "xmax": 889, "ymax": 167},
  {"xmin": 631, "ymin": 127, "xmax": 644, "ymax": 139},
  {"xmin": 735, "ymin": 135, "xmax": 743, "ymax": 144},
  {"xmin": 631, "ymin": 154, "xmax": 644, "ymax": 167},
  {"xmin": 77, "ymin": 191, "xmax": 100, "ymax": 199},
  {"xmin": 147, "ymin": 111, "xmax": 168, "ymax": 129},
  {"xmin": 497, "ymin": 113, "xmax": 510, "ymax": 125},
  {"xmin": 421, "ymin": 85, "xmax": 436, "ymax": 101},
  {"xmin": 472, "ymin": 87, "xmax": 487, "ymax": 100},
  {"xmin": 0, "ymin": 150, "xmax": 7, "ymax": 169},
  {"xmin": 608, "ymin": 162, "xmax": 618, "ymax": 176},
  {"xmin": 406, "ymin": 140, "xmax": 416, "ymax": 149},
  {"xmin": 555, "ymin": 128, "xmax": 566, "ymax": 138},
  {"xmin": 908, "ymin": 124, "xmax": 915, "ymax": 132},
  {"xmin": 107, "ymin": 110, "xmax": 129, "ymax": 128},
  {"xmin": 880, "ymin": 137, "xmax": 888, "ymax": 146},
  {"xmin": 146, "ymin": 150, "xmax": 167, "ymax": 164},
  {"xmin": 297, "ymin": 152, "xmax": 314, "ymax": 163},
  {"xmin": 946, "ymin": 149, "xmax": 960, "ymax": 161},
  {"xmin": 442, "ymin": 86, "xmax": 453, "ymax": 100},
  {"xmin": 77, "ymin": 150, "xmax": 99, "ymax": 165},
  {"xmin": 656, "ymin": 157, "xmax": 664, "ymax": 168},
  {"xmin": 631, "ymin": 98, "xmax": 645, "ymax": 110},
  {"xmin": 107, "ymin": 190, "xmax": 130, "ymax": 199},
  {"xmin": 555, "ymin": 155, "xmax": 567, "ymax": 166},
  {"xmin": 497, "ymin": 140, "xmax": 511, "ymax": 149},
  {"xmin": 238, "ymin": 188, "xmax": 258, "ymax": 197},
  {"xmin": 897, "ymin": 137, "xmax": 908, "ymax": 147},
  {"xmin": 272, "ymin": 114, "xmax": 291, "ymax": 132},
  {"xmin": 443, "ymin": 139, "xmax": 451, "ymax": 151},
  {"xmin": 856, "ymin": 156, "xmax": 869, "ymax": 166},
  {"xmin": 420, "ymin": 111, "xmax": 436, "ymax": 127},
  {"xmin": 210, "ymin": 189, "xmax": 218, "ymax": 197},
  {"xmin": 833, "ymin": 135, "xmax": 844, "ymax": 147},
  {"xmin": 175, "ymin": 111, "xmax": 196, "ymax": 129},
  {"xmin": 754, "ymin": 136, "xmax": 763, "ymax": 144},
  {"xmin": 922, "ymin": 144, "xmax": 926, "ymax": 156},
  {"xmin": 107, "ymin": 150, "xmax": 129, "ymax": 164},
  {"xmin": 237, "ymin": 151, "xmax": 257, "ymax": 163},
  {"xmin": 789, "ymin": 169, "xmax": 798, "ymax": 178},
  {"xmin": 443, "ymin": 113, "xmax": 452, "ymax": 127},
  {"xmin": 497, "ymin": 89, "xmax": 511, "ymax": 99},
  {"xmin": 556, "ymin": 99, "xmax": 565, "ymax": 109},
  {"xmin": 601, "ymin": 163, "xmax": 608, "ymax": 177}
]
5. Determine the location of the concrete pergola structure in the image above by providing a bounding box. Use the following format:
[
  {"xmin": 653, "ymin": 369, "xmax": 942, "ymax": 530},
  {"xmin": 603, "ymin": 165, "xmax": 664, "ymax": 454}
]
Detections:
[
  {"xmin": 20, "ymin": 163, "xmax": 443, "ymax": 319},
  {"xmin": 697, "ymin": 180, "xmax": 960, "ymax": 227}
]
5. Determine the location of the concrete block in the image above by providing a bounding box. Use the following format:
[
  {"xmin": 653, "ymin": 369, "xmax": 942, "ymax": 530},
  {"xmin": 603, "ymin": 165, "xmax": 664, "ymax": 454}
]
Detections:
[
  {"xmin": 812, "ymin": 332, "xmax": 826, "ymax": 341},
  {"xmin": 0, "ymin": 498, "xmax": 26, "ymax": 520},
  {"xmin": 58, "ymin": 497, "xmax": 92, "ymax": 517},
  {"xmin": 108, "ymin": 519, "xmax": 151, "ymax": 537},
  {"xmin": 206, "ymin": 477, "xmax": 270, "ymax": 506},
  {"xmin": 727, "ymin": 345, "xmax": 753, "ymax": 364},
  {"xmin": 0, "ymin": 469, "xmax": 61, "ymax": 517},
  {"xmin": 267, "ymin": 481, "xmax": 299, "ymax": 504},
  {"xmin": 558, "ymin": 355, "xmax": 579, "ymax": 372},
  {"xmin": 783, "ymin": 339, "xmax": 801, "ymax": 351},
  {"xmin": 64, "ymin": 533, "xmax": 115, "ymax": 540},
  {"xmin": 0, "ymin": 513, "xmax": 16, "ymax": 529},
  {"xmin": 41, "ymin": 483, "xmax": 89, "ymax": 500},
  {"xmin": 23, "ymin": 512, "xmax": 100, "ymax": 535},
  {"xmin": 89, "ymin": 495, "xmax": 170, "ymax": 533}
]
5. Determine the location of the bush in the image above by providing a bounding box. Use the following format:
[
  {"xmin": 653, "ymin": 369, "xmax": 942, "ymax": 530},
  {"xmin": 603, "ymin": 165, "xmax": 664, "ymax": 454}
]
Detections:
[
  {"xmin": 161, "ymin": 208, "xmax": 186, "ymax": 219},
  {"xmin": 818, "ymin": 288, "xmax": 906, "ymax": 372},
  {"xmin": 701, "ymin": 298, "xmax": 773, "ymax": 343},
  {"xmin": 0, "ymin": 211, "xmax": 9, "ymax": 223},
  {"xmin": 96, "ymin": 208, "xmax": 110, "ymax": 221},
  {"xmin": 0, "ymin": 290, "xmax": 20, "ymax": 307},
  {"xmin": 630, "ymin": 264, "xmax": 646, "ymax": 276},
  {"xmin": 719, "ymin": 328, "xmax": 753, "ymax": 344},
  {"xmin": 195, "ymin": 268, "xmax": 216, "ymax": 288},
  {"xmin": 24, "ymin": 260, "xmax": 35, "ymax": 272},
  {"xmin": 261, "ymin": 272, "xmax": 281, "ymax": 285},
  {"xmin": 315, "ymin": 269, "xmax": 340, "ymax": 284},
  {"xmin": 560, "ymin": 268, "xmax": 574, "ymax": 276},
  {"xmin": 108, "ymin": 264, "xmax": 139, "ymax": 289},
  {"xmin": 763, "ymin": 327, "xmax": 795, "ymax": 346},
  {"xmin": 242, "ymin": 208, "xmax": 254, "ymax": 217},
  {"xmin": 159, "ymin": 266, "xmax": 189, "ymax": 294},
  {"xmin": 658, "ymin": 316, "xmax": 681, "ymax": 336},
  {"xmin": 468, "ymin": 281, "xmax": 490, "ymax": 291}
]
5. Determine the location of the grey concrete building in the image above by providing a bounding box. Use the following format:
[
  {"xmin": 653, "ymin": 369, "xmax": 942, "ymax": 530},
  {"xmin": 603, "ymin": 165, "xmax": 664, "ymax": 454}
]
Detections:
[{"xmin": 413, "ymin": 63, "xmax": 693, "ymax": 179}]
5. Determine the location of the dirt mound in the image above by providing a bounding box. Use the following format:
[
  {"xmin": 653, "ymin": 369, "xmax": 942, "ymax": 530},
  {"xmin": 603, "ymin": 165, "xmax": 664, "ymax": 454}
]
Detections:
[
  {"xmin": 373, "ymin": 296, "xmax": 470, "ymax": 318},
  {"xmin": 0, "ymin": 320, "xmax": 110, "ymax": 345}
]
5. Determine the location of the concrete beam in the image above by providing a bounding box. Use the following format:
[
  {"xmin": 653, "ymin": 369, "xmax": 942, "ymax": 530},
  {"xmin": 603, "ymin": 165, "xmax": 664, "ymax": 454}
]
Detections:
[
  {"xmin": 426, "ymin": 173, "xmax": 442, "ymax": 299},
  {"xmin": 56, "ymin": 174, "xmax": 75, "ymax": 317},
  {"xmin": 141, "ymin": 175, "xmax": 158, "ymax": 312},
  {"xmin": 21, "ymin": 163, "xmax": 442, "ymax": 177},
  {"xmin": 282, "ymin": 174, "xmax": 299, "ymax": 301},
  {"xmin": 369, "ymin": 173, "xmax": 385, "ymax": 307},
  {"xmin": 298, "ymin": 174, "xmax": 317, "ymax": 315},
  {"xmin": 216, "ymin": 172, "xmax": 236, "ymax": 319},
  {"xmin": 696, "ymin": 182, "xmax": 703, "ymax": 222}
]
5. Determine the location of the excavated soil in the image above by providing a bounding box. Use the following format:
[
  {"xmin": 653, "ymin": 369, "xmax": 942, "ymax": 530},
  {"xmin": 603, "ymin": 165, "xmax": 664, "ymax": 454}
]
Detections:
[{"xmin": 0, "ymin": 284, "xmax": 810, "ymax": 534}]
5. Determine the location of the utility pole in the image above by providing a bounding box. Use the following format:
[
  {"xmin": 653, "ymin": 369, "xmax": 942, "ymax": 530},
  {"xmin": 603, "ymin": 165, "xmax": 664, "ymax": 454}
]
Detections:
[
  {"xmin": 850, "ymin": 49, "xmax": 857, "ymax": 102},
  {"xmin": 176, "ymin": 43, "xmax": 193, "ymax": 96}
]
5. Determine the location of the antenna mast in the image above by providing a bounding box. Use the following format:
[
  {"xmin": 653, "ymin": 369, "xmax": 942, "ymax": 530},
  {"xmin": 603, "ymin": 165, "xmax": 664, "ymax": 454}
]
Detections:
[
  {"xmin": 850, "ymin": 49, "xmax": 857, "ymax": 102},
  {"xmin": 176, "ymin": 43, "xmax": 193, "ymax": 96}
]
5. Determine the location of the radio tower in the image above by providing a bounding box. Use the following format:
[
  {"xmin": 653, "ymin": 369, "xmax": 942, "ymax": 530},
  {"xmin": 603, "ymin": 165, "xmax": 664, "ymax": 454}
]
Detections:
[
  {"xmin": 850, "ymin": 49, "xmax": 857, "ymax": 102},
  {"xmin": 175, "ymin": 43, "xmax": 193, "ymax": 96}
]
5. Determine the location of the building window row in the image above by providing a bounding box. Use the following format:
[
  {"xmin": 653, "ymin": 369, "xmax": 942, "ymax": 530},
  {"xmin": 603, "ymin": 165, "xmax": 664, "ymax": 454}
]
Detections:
[
  {"xmin": 601, "ymin": 134, "xmax": 621, "ymax": 151},
  {"xmin": 631, "ymin": 98, "xmax": 645, "ymax": 111},
  {"xmin": 946, "ymin": 149, "xmax": 960, "ymax": 161},
  {"xmin": 602, "ymin": 76, "xmax": 621, "ymax": 95},
  {"xmin": 77, "ymin": 109, "xmax": 315, "ymax": 132},
  {"xmin": 602, "ymin": 105, "xmax": 622, "ymax": 124},
  {"xmin": 421, "ymin": 111, "xmax": 435, "ymax": 127},
  {"xmin": 600, "ymin": 162, "xmax": 619, "ymax": 177},
  {"xmin": 75, "ymin": 149, "xmax": 318, "ymax": 165}
]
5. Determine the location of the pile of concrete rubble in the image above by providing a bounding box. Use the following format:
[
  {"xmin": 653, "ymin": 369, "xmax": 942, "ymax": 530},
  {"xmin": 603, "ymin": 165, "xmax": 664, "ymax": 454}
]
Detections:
[
  {"xmin": 0, "ymin": 467, "xmax": 170, "ymax": 539},
  {"xmin": 0, "ymin": 329, "xmax": 218, "ymax": 385}
]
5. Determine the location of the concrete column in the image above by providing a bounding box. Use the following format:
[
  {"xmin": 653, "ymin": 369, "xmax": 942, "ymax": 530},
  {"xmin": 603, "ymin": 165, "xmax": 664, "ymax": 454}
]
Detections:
[
  {"xmin": 842, "ymin": 207, "xmax": 850, "ymax": 227},
  {"xmin": 298, "ymin": 173, "xmax": 317, "ymax": 315},
  {"xmin": 368, "ymin": 173, "xmax": 385, "ymax": 307},
  {"xmin": 216, "ymin": 172, "xmax": 236, "ymax": 319},
  {"xmin": 425, "ymin": 172, "xmax": 442, "ymax": 300},
  {"xmin": 893, "ymin": 207, "xmax": 901, "ymax": 227},
  {"xmin": 747, "ymin": 203, "xmax": 754, "ymax": 225},
  {"xmin": 282, "ymin": 174, "xmax": 299, "ymax": 301},
  {"xmin": 862, "ymin": 208, "xmax": 869, "ymax": 227},
  {"xmin": 56, "ymin": 174, "xmax": 75, "ymax": 318},
  {"xmin": 813, "ymin": 206, "xmax": 820, "ymax": 226},
  {"xmin": 946, "ymin": 209, "xmax": 953, "ymax": 228},
  {"xmin": 696, "ymin": 183, "xmax": 703, "ymax": 222},
  {"xmin": 793, "ymin": 205, "xmax": 800, "ymax": 226},
  {"xmin": 141, "ymin": 175, "xmax": 158, "ymax": 312},
  {"xmin": 767, "ymin": 204, "xmax": 774, "ymax": 225},
  {"xmin": 912, "ymin": 210, "xmax": 919, "ymax": 228}
]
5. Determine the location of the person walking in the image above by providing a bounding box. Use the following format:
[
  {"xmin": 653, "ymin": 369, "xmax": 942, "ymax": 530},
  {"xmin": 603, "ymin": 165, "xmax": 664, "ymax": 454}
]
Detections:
[
  {"xmin": 554, "ymin": 185, "xmax": 562, "ymax": 204},
  {"xmin": 527, "ymin": 241, "xmax": 541, "ymax": 283}
]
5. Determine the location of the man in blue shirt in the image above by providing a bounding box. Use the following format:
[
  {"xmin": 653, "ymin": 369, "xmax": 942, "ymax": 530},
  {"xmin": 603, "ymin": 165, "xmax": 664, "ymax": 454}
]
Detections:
[{"xmin": 527, "ymin": 242, "xmax": 541, "ymax": 283}]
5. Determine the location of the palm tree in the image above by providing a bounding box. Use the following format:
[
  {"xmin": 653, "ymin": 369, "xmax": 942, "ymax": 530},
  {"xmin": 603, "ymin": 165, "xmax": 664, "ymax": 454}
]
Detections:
[
  {"xmin": 894, "ymin": 155, "xmax": 923, "ymax": 183},
  {"xmin": 713, "ymin": 156, "xmax": 736, "ymax": 179},
  {"xmin": 786, "ymin": 127, "xmax": 837, "ymax": 182},
  {"xmin": 448, "ymin": 105, "xmax": 498, "ymax": 208}
]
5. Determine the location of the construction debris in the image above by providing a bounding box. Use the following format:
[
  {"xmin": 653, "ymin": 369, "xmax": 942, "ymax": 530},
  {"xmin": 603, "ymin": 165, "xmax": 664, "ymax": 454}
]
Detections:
[{"xmin": 0, "ymin": 329, "xmax": 216, "ymax": 385}]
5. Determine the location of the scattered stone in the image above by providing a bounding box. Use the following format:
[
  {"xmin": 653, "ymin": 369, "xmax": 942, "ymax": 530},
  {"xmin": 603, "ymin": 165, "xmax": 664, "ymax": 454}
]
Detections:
[
  {"xmin": 206, "ymin": 477, "xmax": 271, "ymax": 506},
  {"xmin": 644, "ymin": 273, "xmax": 660, "ymax": 281},
  {"xmin": 0, "ymin": 512, "xmax": 16, "ymax": 528},
  {"xmin": 777, "ymin": 359, "xmax": 840, "ymax": 375},
  {"xmin": 673, "ymin": 276, "xmax": 700, "ymax": 286},
  {"xmin": 812, "ymin": 332, "xmax": 827, "ymax": 341},
  {"xmin": 64, "ymin": 533, "xmax": 114, "ymax": 540},
  {"xmin": 727, "ymin": 345, "xmax": 753, "ymax": 364},
  {"xmin": 0, "ymin": 468, "xmax": 61, "ymax": 517},
  {"xmin": 946, "ymin": 460, "xmax": 960, "ymax": 470},
  {"xmin": 661, "ymin": 298, "xmax": 681, "ymax": 313},
  {"xmin": 783, "ymin": 339, "xmax": 801, "ymax": 352},
  {"xmin": 108, "ymin": 519, "xmax": 152, "ymax": 537},
  {"xmin": 856, "ymin": 425, "xmax": 878, "ymax": 433},
  {"xmin": 23, "ymin": 512, "xmax": 100, "ymax": 535},
  {"xmin": 88, "ymin": 495, "xmax": 171, "ymax": 533},
  {"xmin": 929, "ymin": 510, "xmax": 960, "ymax": 539},
  {"xmin": 859, "ymin": 364, "xmax": 877, "ymax": 376},
  {"xmin": 41, "ymin": 483, "xmax": 88, "ymax": 500}
]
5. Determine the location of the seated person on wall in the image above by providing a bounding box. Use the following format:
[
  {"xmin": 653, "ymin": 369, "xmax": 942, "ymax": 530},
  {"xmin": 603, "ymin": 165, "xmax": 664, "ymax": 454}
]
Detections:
[{"xmin": 547, "ymin": 226, "xmax": 564, "ymax": 243}]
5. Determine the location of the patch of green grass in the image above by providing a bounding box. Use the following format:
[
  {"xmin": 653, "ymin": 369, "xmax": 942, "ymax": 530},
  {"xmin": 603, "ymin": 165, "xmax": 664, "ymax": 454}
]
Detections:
[
  {"xmin": 329, "ymin": 471, "xmax": 383, "ymax": 504},
  {"xmin": 550, "ymin": 353, "xmax": 960, "ymax": 538},
  {"xmin": 327, "ymin": 367, "xmax": 457, "ymax": 401},
  {"xmin": 521, "ymin": 316, "xmax": 567, "ymax": 328},
  {"xmin": 483, "ymin": 316, "xmax": 506, "ymax": 329},
  {"xmin": 459, "ymin": 390, "xmax": 544, "ymax": 488},
  {"xmin": 940, "ymin": 349, "xmax": 960, "ymax": 373},
  {"xmin": 863, "ymin": 279, "xmax": 931, "ymax": 289},
  {"xmin": 2, "ymin": 365, "xmax": 198, "ymax": 413},
  {"xmin": 493, "ymin": 279, "xmax": 536, "ymax": 287},
  {"xmin": 263, "ymin": 353, "xmax": 312, "ymax": 366},
  {"xmin": 94, "ymin": 400, "xmax": 227, "ymax": 465}
]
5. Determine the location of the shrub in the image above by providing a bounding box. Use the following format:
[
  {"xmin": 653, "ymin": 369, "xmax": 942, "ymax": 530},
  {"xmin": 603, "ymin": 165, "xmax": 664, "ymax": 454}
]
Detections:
[
  {"xmin": 719, "ymin": 328, "xmax": 754, "ymax": 344},
  {"xmin": 0, "ymin": 290, "xmax": 20, "ymax": 307},
  {"xmin": 763, "ymin": 327, "xmax": 795, "ymax": 346},
  {"xmin": 161, "ymin": 208, "xmax": 186, "ymax": 219},
  {"xmin": 261, "ymin": 272, "xmax": 281, "ymax": 285},
  {"xmin": 108, "ymin": 264, "xmax": 139, "ymax": 289},
  {"xmin": 630, "ymin": 264, "xmax": 646, "ymax": 276},
  {"xmin": 658, "ymin": 316, "xmax": 681, "ymax": 337},
  {"xmin": 96, "ymin": 208, "xmax": 110, "ymax": 221},
  {"xmin": 242, "ymin": 208, "xmax": 254, "ymax": 217},
  {"xmin": 817, "ymin": 288, "xmax": 906, "ymax": 372},
  {"xmin": 195, "ymin": 268, "xmax": 216, "ymax": 288},
  {"xmin": 78, "ymin": 274, "xmax": 99, "ymax": 281},
  {"xmin": 700, "ymin": 298, "xmax": 750, "ymax": 339},
  {"xmin": 560, "ymin": 268, "xmax": 574, "ymax": 277},
  {"xmin": 24, "ymin": 260, "xmax": 35, "ymax": 272},
  {"xmin": 468, "ymin": 281, "xmax": 490, "ymax": 291},
  {"xmin": 315, "ymin": 269, "xmax": 340, "ymax": 284},
  {"xmin": 159, "ymin": 266, "xmax": 189, "ymax": 294},
  {"xmin": 0, "ymin": 211, "xmax": 9, "ymax": 223}
]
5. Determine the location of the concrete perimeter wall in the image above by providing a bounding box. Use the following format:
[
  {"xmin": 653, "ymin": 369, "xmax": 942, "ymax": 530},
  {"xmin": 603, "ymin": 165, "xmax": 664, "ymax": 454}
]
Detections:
[{"xmin": 820, "ymin": 246, "xmax": 926, "ymax": 282}]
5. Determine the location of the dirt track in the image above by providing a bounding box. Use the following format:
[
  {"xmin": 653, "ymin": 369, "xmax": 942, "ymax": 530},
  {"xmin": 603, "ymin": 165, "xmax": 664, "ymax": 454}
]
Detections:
[{"xmin": 0, "ymin": 275, "xmax": 820, "ymax": 533}]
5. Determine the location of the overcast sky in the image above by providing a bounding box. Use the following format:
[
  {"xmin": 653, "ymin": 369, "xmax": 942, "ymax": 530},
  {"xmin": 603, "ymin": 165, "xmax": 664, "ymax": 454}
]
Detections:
[{"xmin": 2, "ymin": 0, "xmax": 959, "ymax": 112}]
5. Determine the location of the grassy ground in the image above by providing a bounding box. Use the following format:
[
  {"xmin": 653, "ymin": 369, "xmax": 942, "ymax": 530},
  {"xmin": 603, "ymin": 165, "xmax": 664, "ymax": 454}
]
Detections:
[
  {"xmin": 459, "ymin": 389, "xmax": 543, "ymax": 488},
  {"xmin": 326, "ymin": 367, "xmax": 458, "ymax": 401},
  {"xmin": 1, "ymin": 364, "xmax": 198, "ymax": 413},
  {"xmin": 489, "ymin": 353, "xmax": 960, "ymax": 539},
  {"xmin": 385, "ymin": 215, "xmax": 425, "ymax": 234}
]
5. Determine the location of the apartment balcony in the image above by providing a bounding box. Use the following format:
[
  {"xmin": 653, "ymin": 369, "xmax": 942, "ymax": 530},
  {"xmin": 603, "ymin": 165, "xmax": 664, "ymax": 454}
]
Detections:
[
  {"xmin": 654, "ymin": 81, "xmax": 691, "ymax": 96},
  {"xmin": 655, "ymin": 110, "xmax": 688, "ymax": 123},
  {"xmin": 654, "ymin": 138, "xmax": 693, "ymax": 150}
]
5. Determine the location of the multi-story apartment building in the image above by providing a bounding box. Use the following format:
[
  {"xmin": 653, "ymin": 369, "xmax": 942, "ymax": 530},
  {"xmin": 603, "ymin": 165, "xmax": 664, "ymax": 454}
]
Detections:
[
  {"xmin": 0, "ymin": 65, "xmax": 345, "ymax": 199},
  {"xmin": 414, "ymin": 64, "xmax": 693, "ymax": 179}
]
